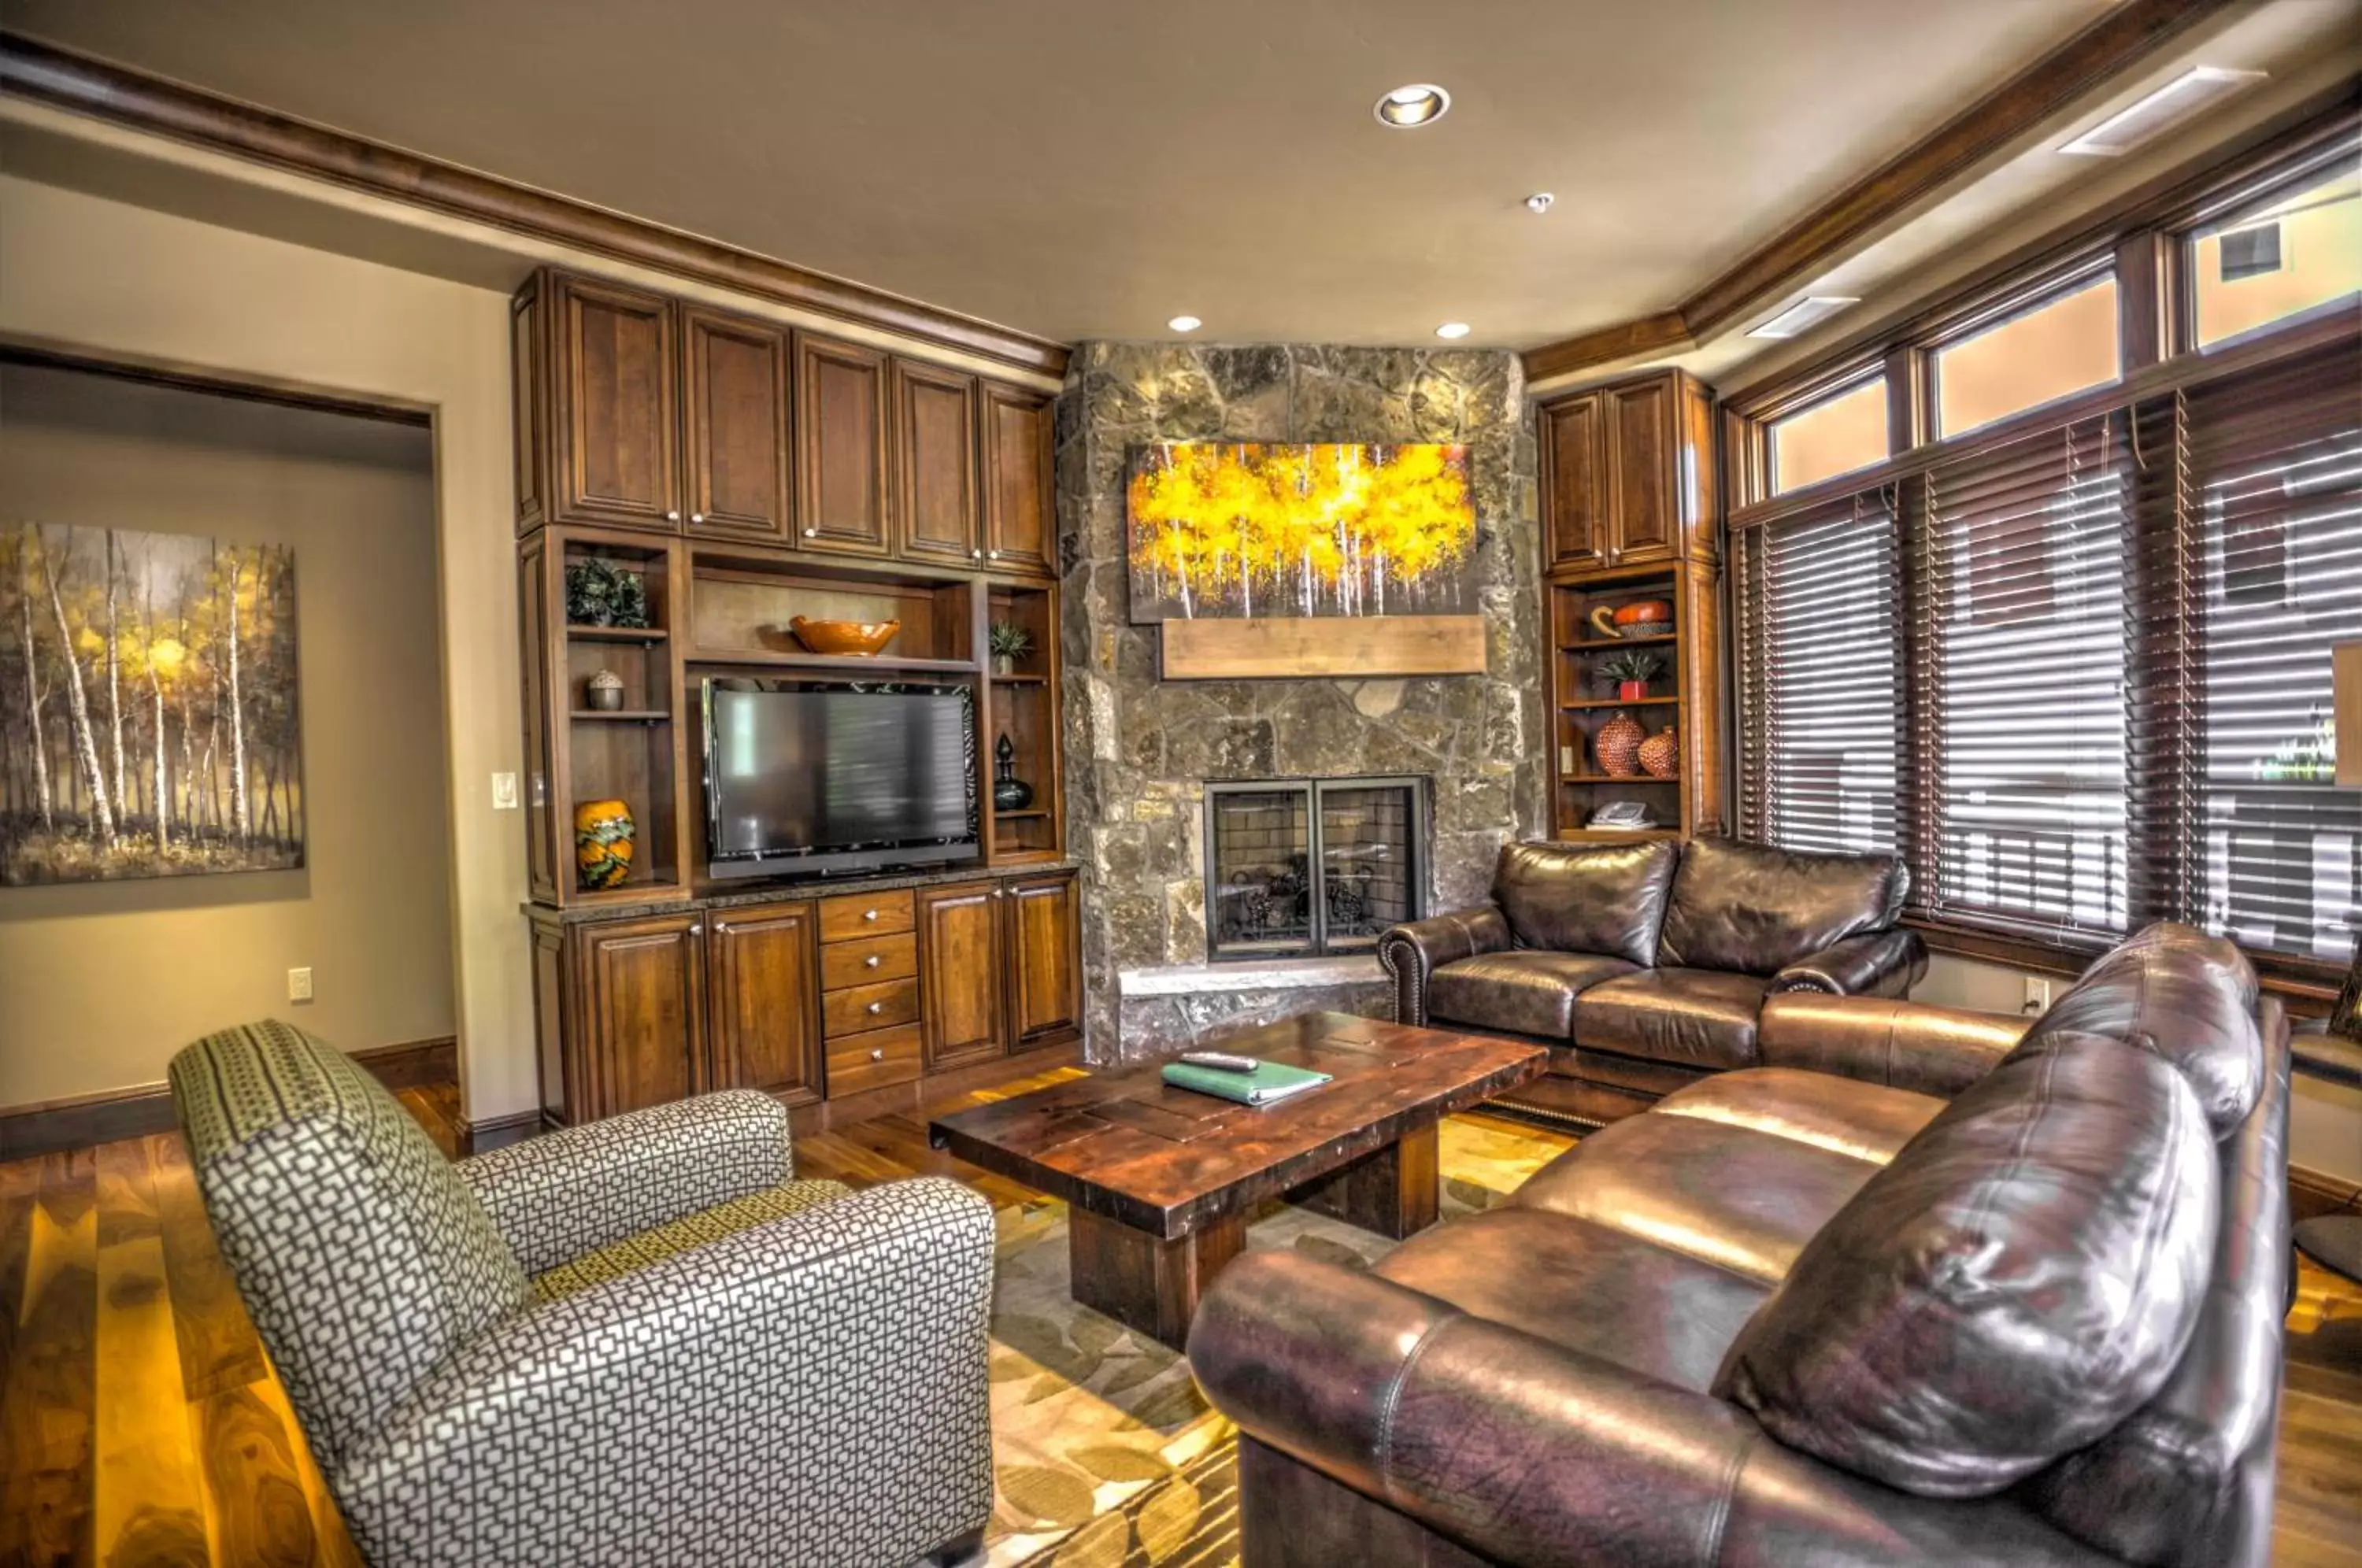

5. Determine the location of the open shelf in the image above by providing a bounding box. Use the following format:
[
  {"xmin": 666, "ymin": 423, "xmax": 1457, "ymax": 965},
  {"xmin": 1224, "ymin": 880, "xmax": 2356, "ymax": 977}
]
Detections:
[
  {"xmin": 990, "ymin": 671, "xmax": 1051, "ymax": 686},
  {"xmin": 688, "ymin": 647, "xmax": 979, "ymax": 676},
  {"xmin": 571, "ymin": 709, "xmax": 668, "ymax": 723},
  {"xmin": 1557, "ymin": 827, "xmax": 1686, "ymax": 842},
  {"xmin": 1559, "ymin": 773, "xmax": 1679, "ymax": 786},
  {"xmin": 1560, "ymin": 696, "xmax": 1682, "ymax": 711},
  {"xmin": 1565, "ymin": 631, "xmax": 1677, "ymax": 650},
  {"xmin": 567, "ymin": 623, "xmax": 668, "ymax": 644},
  {"xmin": 992, "ymin": 807, "xmax": 1051, "ymax": 820}
]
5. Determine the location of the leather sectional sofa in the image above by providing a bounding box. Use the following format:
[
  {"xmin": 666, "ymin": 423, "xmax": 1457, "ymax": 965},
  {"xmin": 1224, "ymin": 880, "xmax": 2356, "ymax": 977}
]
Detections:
[
  {"xmin": 1379, "ymin": 836, "xmax": 1930, "ymax": 1126},
  {"xmin": 1192, "ymin": 923, "xmax": 2292, "ymax": 1567}
]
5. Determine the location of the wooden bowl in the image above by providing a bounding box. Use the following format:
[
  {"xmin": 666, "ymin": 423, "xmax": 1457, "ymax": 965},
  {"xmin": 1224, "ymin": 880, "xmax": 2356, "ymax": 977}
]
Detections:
[{"xmin": 788, "ymin": 616, "xmax": 900, "ymax": 656}]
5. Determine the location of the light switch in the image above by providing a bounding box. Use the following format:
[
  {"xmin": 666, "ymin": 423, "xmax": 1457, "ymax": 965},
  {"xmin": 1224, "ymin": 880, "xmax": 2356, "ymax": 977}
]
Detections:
[
  {"xmin": 288, "ymin": 967, "xmax": 314, "ymax": 1004},
  {"xmin": 2022, "ymin": 974, "xmax": 2052, "ymax": 1015},
  {"xmin": 491, "ymin": 771, "xmax": 520, "ymax": 811}
]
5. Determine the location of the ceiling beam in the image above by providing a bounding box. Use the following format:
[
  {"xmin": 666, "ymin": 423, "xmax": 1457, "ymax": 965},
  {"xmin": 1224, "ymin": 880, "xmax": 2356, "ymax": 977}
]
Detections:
[
  {"xmin": 0, "ymin": 31, "xmax": 1072, "ymax": 379},
  {"xmin": 1521, "ymin": 0, "xmax": 2236, "ymax": 385}
]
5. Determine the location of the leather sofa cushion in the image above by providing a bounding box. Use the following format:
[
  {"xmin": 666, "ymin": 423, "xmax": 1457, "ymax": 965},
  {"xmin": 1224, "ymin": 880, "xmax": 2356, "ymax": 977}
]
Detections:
[
  {"xmin": 1492, "ymin": 839, "xmax": 1677, "ymax": 966},
  {"xmin": 1653, "ymin": 1068, "xmax": 1945, "ymax": 1166},
  {"xmin": 1428, "ymin": 952, "xmax": 1638, "ymax": 1040},
  {"xmin": 1717, "ymin": 1031, "xmax": 2219, "ymax": 1499},
  {"xmin": 2012, "ymin": 921, "xmax": 2263, "ymax": 1138},
  {"xmin": 1376, "ymin": 1208, "xmax": 1771, "ymax": 1393},
  {"xmin": 1572, "ymin": 967, "xmax": 1770, "ymax": 1070},
  {"xmin": 1658, "ymin": 837, "xmax": 1907, "ymax": 975},
  {"xmin": 1512, "ymin": 1111, "xmax": 1883, "ymax": 1283}
]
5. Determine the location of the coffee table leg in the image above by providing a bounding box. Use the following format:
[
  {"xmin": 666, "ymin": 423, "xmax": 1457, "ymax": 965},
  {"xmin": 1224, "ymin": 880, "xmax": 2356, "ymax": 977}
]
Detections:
[
  {"xmin": 1068, "ymin": 1207, "xmax": 1247, "ymax": 1352},
  {"xmin": 1290, "ymin": 1124, "xmax": 1442, "ymax": 1241}
]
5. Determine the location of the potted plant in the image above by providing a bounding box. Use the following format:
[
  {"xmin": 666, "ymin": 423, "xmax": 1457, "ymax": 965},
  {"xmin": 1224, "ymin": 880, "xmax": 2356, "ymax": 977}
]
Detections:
[
  {"xmin": 989, "ymin": 620, "xmax": 1033, "ymax": 677},
  {"xmin": 1600, "ymin": 649, "xmax": 1664, "ymax": 703}
]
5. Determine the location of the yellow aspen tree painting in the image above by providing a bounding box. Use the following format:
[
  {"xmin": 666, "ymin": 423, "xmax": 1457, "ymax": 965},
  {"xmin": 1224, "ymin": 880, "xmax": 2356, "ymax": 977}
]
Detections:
[{"xmin": 1127, "ymin": 444, "xmax": 1475, "ymax": 621}]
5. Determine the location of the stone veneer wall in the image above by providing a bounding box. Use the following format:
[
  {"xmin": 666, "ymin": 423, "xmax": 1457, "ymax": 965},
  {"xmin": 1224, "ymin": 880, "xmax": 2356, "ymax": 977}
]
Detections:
[{"xmin": 1053, "ymin": 344, "xmax": 1545, "ymax": 1061}]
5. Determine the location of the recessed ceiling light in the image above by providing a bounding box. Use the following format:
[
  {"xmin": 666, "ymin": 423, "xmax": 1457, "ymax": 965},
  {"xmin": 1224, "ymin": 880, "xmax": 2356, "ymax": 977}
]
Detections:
[
  {"xmin": 1167, "ymin": 315, "xmax": 1202, "ymax": 333},
  {"xmin": 1375, "ymin": 83, "xmax": 1451, "ymax": 129},
  {"xmin": 1435, "ymin": 322, "xmax": 1472, "ymax": 340},
  {"xmin": 1746, "ymin": 296, "xmax": 1860, "ymax": 340},
  {"xmin": 1525, "ymin": 193, "xmax": 1555, "ymax": 214},
  {"xmin": 2058, "ymin": 66, "xmax": 2267, "ymax": 157}
]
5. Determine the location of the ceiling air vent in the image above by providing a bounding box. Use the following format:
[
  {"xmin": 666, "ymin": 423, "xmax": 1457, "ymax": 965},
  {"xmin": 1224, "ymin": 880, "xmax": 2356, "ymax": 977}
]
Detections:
[
  {"xmin": 1746, "ymin": 296, "xmax": 1860, "ymax": 340},
  {"xmin": 2059, "ymin": 67, "xmax": 2267, "ymax": 157}
]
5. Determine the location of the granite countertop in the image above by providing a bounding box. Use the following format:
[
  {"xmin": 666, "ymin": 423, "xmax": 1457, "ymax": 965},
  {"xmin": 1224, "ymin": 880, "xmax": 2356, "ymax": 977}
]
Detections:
[{"xmin": 528, "ymin": 857, "xmax": 1081, "ymax": 923}]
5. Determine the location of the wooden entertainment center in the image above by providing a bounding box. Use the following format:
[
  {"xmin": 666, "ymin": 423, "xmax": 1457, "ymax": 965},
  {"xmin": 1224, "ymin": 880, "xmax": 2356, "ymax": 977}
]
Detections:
[{"xmin": 511, "ymin": 267, "xmax": 1080, "ymax": 1133}]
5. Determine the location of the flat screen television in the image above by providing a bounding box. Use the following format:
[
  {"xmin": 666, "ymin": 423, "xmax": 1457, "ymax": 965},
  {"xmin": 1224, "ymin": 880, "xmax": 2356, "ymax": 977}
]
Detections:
[{"xmin": 702, "ymin": 679, "xmax": 978, "ymax": 879}]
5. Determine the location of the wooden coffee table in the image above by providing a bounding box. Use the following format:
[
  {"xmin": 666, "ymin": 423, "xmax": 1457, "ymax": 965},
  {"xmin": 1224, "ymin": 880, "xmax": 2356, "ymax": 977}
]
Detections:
[{"xmin": 929, "ymin": 1012, "xmax": 1546, "ymax": 1349}]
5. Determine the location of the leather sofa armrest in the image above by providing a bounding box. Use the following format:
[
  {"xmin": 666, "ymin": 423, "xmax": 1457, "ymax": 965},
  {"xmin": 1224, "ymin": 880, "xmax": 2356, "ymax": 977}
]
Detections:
[
  {"xmin": 1376, "ymin": 905, "xmax": 1511, "ymax": 1026},
  {"xmin": 1759, "ymin": 993, "xmax": 2031, "ymax": 1099},
  {"xmin": 1770, "ymin": 927, "xmax": 1927, "ymax": 998},
  {"xmin": 457, "ymin": 1090, "xmax": 792, "ymax": 1274},
  {"xmin": 1190, "ymin": 1252, "xmax": 2105, "ymax": 1567}
]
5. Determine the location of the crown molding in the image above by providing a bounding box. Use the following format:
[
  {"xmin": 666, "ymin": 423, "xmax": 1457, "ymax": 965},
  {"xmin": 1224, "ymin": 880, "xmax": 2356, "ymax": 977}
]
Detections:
[
  {"xmin": 0, "ymin": 31, "xmax": 1071, "ymax": 379},
  {"xmin": 1520, "ymin": 0, "xmax": 2231, "ymax": 384}
]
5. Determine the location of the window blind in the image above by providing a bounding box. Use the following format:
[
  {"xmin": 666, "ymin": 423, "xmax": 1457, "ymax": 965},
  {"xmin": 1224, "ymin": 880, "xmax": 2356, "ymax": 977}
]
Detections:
[
  {"xmin": 1912, "ymin": 412, "xmax": 2131, "ymax": 937},
  {"xmin": 1734, "ymin": 490, "xmax": 1902, "ymax": 855}
]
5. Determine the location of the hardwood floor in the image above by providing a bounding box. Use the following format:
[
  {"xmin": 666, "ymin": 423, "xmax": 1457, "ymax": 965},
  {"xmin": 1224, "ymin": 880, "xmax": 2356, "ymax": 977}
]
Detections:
[{"xmin": 1, "ymin": 1072, "xmax": 2356, "ymax": 1567}]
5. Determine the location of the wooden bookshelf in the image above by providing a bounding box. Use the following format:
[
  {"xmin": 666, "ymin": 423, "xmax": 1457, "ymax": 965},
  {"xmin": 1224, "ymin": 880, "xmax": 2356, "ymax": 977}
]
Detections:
[{"xmin": 1543, "ymin": 561, "xmax": 1723, "ymax": 843}]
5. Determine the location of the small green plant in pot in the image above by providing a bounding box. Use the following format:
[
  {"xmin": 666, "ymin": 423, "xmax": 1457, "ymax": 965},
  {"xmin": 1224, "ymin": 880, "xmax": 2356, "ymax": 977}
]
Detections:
[
  {"xmin": 988, "ymin": 620, "xmax": 1034, "ymax": 676},
  {"xmin": 1599, "ymin": 649, "xmax": 1664, "ymax": 701}
]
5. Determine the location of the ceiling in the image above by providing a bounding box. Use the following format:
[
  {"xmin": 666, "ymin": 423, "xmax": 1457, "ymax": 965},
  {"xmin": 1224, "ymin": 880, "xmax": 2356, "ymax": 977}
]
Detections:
[{"xmin": 0, "ymin": 0, "xmax": 2157, "ymax": 349}]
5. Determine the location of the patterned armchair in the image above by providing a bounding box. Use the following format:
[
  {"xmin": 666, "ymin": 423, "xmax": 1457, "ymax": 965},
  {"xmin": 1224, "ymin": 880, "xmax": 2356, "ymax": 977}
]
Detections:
[{"xmin": 168, "ymin": 1020, "xmax": 994, "ymax": 1568}]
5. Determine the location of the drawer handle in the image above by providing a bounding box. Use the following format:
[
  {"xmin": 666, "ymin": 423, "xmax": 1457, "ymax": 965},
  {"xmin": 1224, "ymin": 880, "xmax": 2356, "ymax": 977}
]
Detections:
[
  {"xmin": 863, "ymin": 908, "xmax": 879, "ymax": 922},
  {"xmin": 869, "ymin": 1048, "xmax": 884, "ymax": 1061},
  {"xmin": 867, "ymin": 1001, "xmax": 883, "ymax": 1015},
  {"xmin": 690, "ymin": 512, "xmax": 705, "ymax": 523},
  {"xmin": 864, "ymin": 954, "xmax": 882, "ymax": 967}
]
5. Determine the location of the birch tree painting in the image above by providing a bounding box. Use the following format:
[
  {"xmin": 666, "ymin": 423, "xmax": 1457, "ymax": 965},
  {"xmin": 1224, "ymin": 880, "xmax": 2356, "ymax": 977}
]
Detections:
[{"xmin": 1, "ymin": 522, "xmax": 302, "ymax": 885}]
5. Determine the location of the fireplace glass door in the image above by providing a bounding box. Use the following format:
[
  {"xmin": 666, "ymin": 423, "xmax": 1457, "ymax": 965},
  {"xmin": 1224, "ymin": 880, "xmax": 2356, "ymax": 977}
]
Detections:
[{"xmin": 1205, "ymin": 776, "xmax": 1427, "ymax": 960}]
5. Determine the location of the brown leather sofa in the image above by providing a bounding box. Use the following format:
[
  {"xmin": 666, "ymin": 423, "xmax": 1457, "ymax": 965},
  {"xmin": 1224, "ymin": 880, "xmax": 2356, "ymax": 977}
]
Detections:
[
  {"xmin": 1191, "ymin": 923, "xmax": 2292, "ymax": 1567},
  {"xmin": 1379, "ymin": 836, "xmax": 1928, "ymax": 1126}
]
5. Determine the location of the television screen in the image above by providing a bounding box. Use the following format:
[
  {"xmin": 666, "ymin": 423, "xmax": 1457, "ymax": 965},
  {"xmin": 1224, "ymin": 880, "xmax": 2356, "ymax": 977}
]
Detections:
[{"xmin": 705, "ymin": 682, "xmax": 976, "ymax": 876}]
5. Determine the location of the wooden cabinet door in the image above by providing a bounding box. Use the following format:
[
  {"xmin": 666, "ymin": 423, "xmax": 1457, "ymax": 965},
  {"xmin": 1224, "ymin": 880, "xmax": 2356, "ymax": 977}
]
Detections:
[
  {"xmin": 916, "ymin": 882, "xmax": 1005, "ymax": 1069},
  {"xmin": 553, "ymin": 275, "xmax": 680, "ymax": 532},
  {"xmin": 1004, "ymin": 873, "xmax": 1081, "ymax": 1047},
  {"xmin": 576, "ymin": 912, "xmax": 704, "ymax": 1118},
  {"xmin": 705, "ymin": 901, "xmax": 822, "ymax": 1106},
  {"xmin": 1606, "ymin": 377, "xmax": 1678, "ymax": 565},
  {"xmin": 1539, "ymin": 391, "xmax": 1606, "ymax": 571},
  {"xmin": 893, "ymin": 360, "xmax": 979, "ymax": 565},
  {"xmin": 793, "ymin": 333, "xmax": 892, "ymax": 556},
  {"xmin": 682, "ymin": 309, "xmax": 790, "ymax": 542},
  {"xmin": 981, "ymin": 382, "xmax": 1056, "ymax": 576}
]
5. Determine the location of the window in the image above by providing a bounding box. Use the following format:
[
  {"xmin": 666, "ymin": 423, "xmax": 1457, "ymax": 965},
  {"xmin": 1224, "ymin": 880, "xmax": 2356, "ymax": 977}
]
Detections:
[
  {"xmin": 1933, "ymin": 276, "xmax": 2120, "ymax": 437},
  {"xmin": 2190, "ymin": 161, "xmax": 2362, "ymax": 348},
  {"xmin": 1915, "ymin": 416, "xmax": 2129, "ymax": 934},
  {"xmin": 1769, "ymin": 379, "xmax": 1889, "ymax": 495},
  {"xmin": 1734, "ymin": 491, "xmax": 1901, "ymax": 854}
]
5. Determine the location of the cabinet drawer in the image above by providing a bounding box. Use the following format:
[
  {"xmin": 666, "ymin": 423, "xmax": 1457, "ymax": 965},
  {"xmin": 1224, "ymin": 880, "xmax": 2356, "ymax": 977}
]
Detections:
[
  {"xmin": 818, "ymin": 889, "xmax": 916, "ymax": 943},
  {"xmin": 820, "ymin": 930, "xmax": 918, "ymax": 991},
  {"xmin": 823, "ymin": 977, "xmax": 920, "ymax": 1037},
  {"xmin": 826, "ymin": 1023, "xmax": 923, "ymax": 1096}
]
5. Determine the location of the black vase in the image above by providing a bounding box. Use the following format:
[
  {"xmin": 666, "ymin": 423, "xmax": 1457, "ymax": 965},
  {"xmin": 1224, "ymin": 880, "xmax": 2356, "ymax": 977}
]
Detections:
[{"xmin": 993, "ymin": 732, "xmax": 1034, "ymax": 811}]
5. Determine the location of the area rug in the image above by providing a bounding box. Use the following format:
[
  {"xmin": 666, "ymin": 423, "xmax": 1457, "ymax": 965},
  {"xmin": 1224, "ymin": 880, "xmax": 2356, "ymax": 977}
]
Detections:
[{"xmin": 985, "ymin": 1112, "xmax": 1573, "ymax": 1566}]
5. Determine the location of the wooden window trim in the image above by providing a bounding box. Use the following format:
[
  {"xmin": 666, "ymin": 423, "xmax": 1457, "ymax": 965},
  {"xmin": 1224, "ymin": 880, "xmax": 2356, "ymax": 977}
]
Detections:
[{"xmin": 1907, "ymin": 913, "xmax": 2341, "ymax": 1017}]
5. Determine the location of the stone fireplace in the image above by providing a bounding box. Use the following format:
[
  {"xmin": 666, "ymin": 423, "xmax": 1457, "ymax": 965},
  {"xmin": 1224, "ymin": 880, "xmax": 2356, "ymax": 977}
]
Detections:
[
  {"xmin": 1205, "ymin": 775, "xmax": 1427, "ymax": 960},
  {"xmin": 1053, "ymin": 343, "xmax": 1546, "ymax": 1060}
]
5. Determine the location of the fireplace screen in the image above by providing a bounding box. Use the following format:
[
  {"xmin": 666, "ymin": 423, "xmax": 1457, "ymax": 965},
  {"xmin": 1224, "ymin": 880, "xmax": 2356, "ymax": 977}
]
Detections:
[{"xmin": 1205, "ymin": 776, "xmax": 1427, "ymax": 960}]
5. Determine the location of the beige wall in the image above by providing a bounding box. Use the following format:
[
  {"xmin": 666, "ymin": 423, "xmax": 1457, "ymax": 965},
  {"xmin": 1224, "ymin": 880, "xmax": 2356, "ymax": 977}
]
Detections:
[
  {"xmin": 0, "ymin": 173, "xmax": 536, "ymax": 1122},
  {"xmin": 0, "ymin": 364, "xmax": 452, "ymax": 1104},
  {"xmin": 1916, "ymin": 952, "xmax": 2362, "ymax": 1185}
]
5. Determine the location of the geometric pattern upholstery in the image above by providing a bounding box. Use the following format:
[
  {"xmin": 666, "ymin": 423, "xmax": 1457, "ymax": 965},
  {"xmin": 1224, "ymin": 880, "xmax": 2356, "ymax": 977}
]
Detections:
[
  {"xmin": 457, "ymin": 1089, "xmax": 800, "ymax": 1275},
  {"xmin": 530, "ymin": 1178, "xmax": 856, "ymax": 1300},
  {"xmin": 168, "ymin": 1020, "xmax": 531, "ymax": 1474},
  {"xmin": 167, "ymin": 1020, "xmax": 998, "ymax": 1567}
]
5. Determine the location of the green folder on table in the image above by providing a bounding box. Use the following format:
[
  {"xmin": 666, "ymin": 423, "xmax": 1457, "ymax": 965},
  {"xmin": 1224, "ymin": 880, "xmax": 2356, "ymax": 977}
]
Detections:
[{"xmin": 1161, "ymin": 1058, "xmax": 1332, "ymax": 1107}]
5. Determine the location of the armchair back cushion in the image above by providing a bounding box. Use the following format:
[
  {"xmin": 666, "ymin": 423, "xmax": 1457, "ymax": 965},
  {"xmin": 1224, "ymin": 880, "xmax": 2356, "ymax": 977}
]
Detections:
[
  {"xmin": 168, "ymin": 1020, "xmax": 531, "ymax": 1473},
  {"xmin": 1492, "ymin": 839, "xmax": 1677, "ymax": 966},
  {"xmin": 1717, "ymin": 1018, "xmax": 2222, "ymax": 1496},
  {"xmin": 1658, "ymin": 837, "xmax": 1907, "ymax": 975}
]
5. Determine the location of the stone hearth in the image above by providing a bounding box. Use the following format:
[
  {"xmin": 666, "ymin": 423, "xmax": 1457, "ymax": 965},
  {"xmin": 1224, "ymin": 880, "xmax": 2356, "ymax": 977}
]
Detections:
[{"xmin": 1054, "ymin": 343, "xmax": 1545, "ymax": 1062}]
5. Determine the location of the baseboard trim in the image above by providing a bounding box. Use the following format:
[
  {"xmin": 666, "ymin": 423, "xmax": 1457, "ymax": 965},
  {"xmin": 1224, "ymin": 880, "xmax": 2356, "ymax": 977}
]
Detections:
[
  {"xmin": 2291, "ymin": 1161, "xmax": 2362, "ymax": 1222},
  {"xmin": 0, "ymin": 1034, "xmax": 458, "ymax": 1162},
  {"xmin": 464, "ymin": 1110, "xmax": 544, "ymax": 1155}
]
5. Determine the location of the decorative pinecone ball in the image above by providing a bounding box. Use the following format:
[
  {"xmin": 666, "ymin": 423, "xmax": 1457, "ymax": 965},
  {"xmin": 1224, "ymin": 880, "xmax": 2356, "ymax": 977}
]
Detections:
[
  {"xmin": 1638, "ymin": 725, "xmax": 1680, "ymax": 779},
  {"xmin": 1595, "ymin": 711, "xmax": 1646, "ymax": 778}
]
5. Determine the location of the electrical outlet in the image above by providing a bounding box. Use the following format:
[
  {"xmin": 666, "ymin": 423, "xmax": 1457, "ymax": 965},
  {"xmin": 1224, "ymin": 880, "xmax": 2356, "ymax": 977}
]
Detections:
[
  {"xmin": 2022, "ymin": 974, "xmax": 2052, "ymax": 1015},
  {"xmin": 287, "ymin": 967, "xmax": 314, "ymax": 1004},
  {"xmin": 491, "ymin": 771, "xmax": 520, "ymax": 811}
]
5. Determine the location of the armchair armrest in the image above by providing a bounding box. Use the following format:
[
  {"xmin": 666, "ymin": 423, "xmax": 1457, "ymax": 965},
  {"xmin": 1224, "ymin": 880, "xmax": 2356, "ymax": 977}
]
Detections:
[
  {"xmin": 335, "ymin": 1176, "xmax": 994, "ymax": 1567},
  {"xmin": 457, "ymin": 1090, "xmax": 792, "ymax": 1274},
  {"xmin": 1376, "ymin": 904, "xmax": 1512, "ymax": 1026},
  {"xmin": 1771, "ymin": 927, "xmax": 1927, "ymax": 998},
  {"xmin": 1190, "ymin": 1252, "xmax": 2108, "ymax": 1568},
  {"xmin": 1759, "ymin": 993, "xmax": 2031, "ymax": 1099}
]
